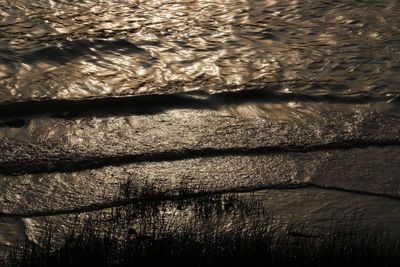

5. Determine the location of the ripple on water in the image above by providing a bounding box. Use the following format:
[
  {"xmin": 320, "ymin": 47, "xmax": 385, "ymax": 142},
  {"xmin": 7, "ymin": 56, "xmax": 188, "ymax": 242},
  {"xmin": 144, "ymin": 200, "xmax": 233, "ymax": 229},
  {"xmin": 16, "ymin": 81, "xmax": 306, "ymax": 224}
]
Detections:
[{"xmin": 0, "ymin": 0, "xmax": 399, "ymax": 111}]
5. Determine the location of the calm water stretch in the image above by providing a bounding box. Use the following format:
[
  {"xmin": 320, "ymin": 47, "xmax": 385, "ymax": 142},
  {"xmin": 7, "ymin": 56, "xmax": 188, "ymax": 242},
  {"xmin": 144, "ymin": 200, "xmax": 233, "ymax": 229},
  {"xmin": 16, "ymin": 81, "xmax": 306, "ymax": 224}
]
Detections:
[{"xmin": 0, "ymin": 0, "xmax": 400, "ymax": 247}]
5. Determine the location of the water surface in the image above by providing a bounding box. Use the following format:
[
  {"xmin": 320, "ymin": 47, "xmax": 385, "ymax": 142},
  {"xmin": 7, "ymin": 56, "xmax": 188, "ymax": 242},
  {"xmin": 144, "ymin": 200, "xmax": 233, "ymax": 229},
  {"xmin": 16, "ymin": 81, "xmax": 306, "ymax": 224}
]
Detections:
[
  {"xmin": 0, "ymin": 0, "xmax": 399, "ymax": 114},
  {"xmin": 0, "ymin": 0, "xmax": 400, "ymax": 248}
]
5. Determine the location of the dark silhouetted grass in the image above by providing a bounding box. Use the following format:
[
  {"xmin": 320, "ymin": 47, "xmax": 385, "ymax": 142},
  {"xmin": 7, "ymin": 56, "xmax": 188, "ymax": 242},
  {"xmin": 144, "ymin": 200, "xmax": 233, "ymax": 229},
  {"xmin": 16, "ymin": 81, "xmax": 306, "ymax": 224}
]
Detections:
[{"xmin": 2, "ymin": 182, "xmax": 400, "ymax": 267}]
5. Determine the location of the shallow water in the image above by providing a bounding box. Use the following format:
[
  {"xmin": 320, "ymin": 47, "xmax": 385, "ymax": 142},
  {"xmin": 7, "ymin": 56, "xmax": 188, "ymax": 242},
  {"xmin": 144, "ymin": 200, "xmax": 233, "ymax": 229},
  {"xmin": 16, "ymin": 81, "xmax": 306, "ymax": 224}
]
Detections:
[
  {"xmin": 0, "ymin": 0, "xmax": 400, "ymax": 248},
  {"xmin": 4, "ymin": 188, "xmax": 400, "ymax": 247}
]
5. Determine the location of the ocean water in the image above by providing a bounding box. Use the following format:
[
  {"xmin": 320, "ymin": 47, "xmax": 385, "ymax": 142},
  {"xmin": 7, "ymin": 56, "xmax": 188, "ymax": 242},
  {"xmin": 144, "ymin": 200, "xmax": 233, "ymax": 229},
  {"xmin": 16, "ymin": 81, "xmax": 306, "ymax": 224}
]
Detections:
[{"xmin": 0, "ymin": 0, "xmax": 400, "ymax": 247}]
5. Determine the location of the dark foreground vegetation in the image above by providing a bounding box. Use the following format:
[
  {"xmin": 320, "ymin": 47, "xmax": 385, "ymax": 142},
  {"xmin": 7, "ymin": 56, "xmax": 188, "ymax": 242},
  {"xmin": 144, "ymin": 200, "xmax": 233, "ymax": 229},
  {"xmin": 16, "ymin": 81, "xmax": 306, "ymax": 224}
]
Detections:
[{"xmin": 1, "ymin": 182, "xmax": 400, "ymax": 267}]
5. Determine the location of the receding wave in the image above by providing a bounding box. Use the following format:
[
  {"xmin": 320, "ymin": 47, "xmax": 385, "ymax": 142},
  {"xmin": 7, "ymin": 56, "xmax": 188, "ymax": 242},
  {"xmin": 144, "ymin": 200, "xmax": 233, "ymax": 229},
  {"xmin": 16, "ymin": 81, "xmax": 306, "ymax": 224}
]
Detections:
[
  {"xmin": 0, "ymin": 107, "xmax": 399, "ymax": 175},
  {"xmin": 1, "ymin": 145, "xmax": 399, "ymax": 217}
]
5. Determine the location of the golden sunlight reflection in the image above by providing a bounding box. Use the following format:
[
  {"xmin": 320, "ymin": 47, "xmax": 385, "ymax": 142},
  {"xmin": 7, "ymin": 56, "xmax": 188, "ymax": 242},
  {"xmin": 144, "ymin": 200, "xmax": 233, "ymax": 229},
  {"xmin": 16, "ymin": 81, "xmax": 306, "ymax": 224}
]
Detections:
[
  {"xmin": 0, "ymin": 0, "xmax": 398, "ymax": 120},
  {"xmin": 1, "ymin": 1, "xmax": 400, "ymax": 264}
]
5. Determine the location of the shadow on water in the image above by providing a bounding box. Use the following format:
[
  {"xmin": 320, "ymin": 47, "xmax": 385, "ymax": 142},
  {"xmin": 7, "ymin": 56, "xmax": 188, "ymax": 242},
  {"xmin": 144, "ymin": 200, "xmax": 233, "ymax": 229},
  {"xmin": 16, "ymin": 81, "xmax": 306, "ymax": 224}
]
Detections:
[
  {"xmin": 1, "ymin": 39, "xmax": 144, "ymax": 65},
  {"xmin": 0, "ymin": 86, "xmax": 397, "ymax": 121}
]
